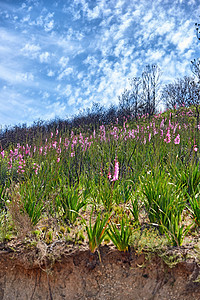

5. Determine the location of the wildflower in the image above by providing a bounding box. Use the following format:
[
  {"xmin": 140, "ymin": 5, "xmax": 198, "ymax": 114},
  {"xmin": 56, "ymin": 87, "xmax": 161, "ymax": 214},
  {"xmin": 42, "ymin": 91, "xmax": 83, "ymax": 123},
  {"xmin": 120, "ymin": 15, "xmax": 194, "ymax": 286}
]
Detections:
[
  {"xmin": 39, "ymin": 147, "xmax": 43, "ymax": 154},
  {"xmin": 174, "ymin": 134, "xmax": 180, "ymax": 145},
  {"xmin": 194, "ymin": 145, "xmax": 198, "ymax": 152},
  {"xmin": 52, "ymin": 141, "xmax": 57, "ymax": 149},
  {"xmin": 1, "ymin": 151, "xmax": 5, "ymax": 159},
  {"xmin": 148, "ymin": 133, "xmax": 151, "ymax": 142},
  {"xmin": 108, "ymin": 171, "xmax": 112, "ymax": 180},
  {"xmin": 33, "ymin": 163, "xmax": 40, "ymax": 175},
  {"xmin": 112, "ymin": 158, "xmax": 119, "ymax": 182},
  {"xmin": 164, "ymin": 129, "xmax": 171, "ymax": 143},
  {"xmin": 57, "ymin": 157, "xmax": 60, "ymax": 163}
]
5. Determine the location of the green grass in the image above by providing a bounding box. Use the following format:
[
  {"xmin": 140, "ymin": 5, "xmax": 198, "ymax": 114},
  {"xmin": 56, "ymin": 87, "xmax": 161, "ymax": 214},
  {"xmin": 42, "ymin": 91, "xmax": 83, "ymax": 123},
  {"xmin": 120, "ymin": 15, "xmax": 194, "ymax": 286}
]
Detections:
[{"xmin": 0, "ymin": 106, "xmax": 200, "ymax": 252}]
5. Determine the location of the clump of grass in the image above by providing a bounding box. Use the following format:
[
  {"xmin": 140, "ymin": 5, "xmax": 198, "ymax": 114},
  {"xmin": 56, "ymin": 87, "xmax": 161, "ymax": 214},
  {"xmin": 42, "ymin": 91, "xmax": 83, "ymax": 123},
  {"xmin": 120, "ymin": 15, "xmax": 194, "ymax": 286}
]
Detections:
[
  {"xmin": 86, "ymin": 211, "xmax": 111, "ymax": 255},
  {"xmin": 107, "ymin": 215, "xmax": 132, "ymax": 252},
  {"xmin": 140, "ymin": 169, "xmax": 188, "ymax": 246}
]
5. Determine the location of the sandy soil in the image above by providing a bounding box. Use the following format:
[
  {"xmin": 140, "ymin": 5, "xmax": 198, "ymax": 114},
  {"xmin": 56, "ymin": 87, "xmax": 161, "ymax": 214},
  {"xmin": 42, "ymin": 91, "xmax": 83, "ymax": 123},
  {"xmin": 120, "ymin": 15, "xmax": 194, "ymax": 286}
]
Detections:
[{"xmin": 0, "ymin": 240, "xmax": 200, "ymax": 300}]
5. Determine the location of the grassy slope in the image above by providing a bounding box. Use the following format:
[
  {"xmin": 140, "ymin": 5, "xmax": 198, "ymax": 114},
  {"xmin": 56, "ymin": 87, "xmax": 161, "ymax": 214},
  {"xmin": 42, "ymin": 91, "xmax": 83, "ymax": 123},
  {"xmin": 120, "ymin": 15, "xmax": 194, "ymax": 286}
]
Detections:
[{"xmin": 0, "ymin": 106, "xmax": 200, "ymax": 256}]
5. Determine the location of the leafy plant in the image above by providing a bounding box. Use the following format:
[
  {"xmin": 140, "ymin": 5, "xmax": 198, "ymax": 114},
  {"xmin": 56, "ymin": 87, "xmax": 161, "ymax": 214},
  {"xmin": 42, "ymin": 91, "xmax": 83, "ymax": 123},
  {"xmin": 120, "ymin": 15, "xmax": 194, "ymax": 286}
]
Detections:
[
  {"xmin": 115, "ymin": 180, "xmax": 133, "ymax": 205},
  {"xmin": 86, "ymin": 211, "xmax": 111, "ymax": 254},
  {"xmin": 171, "ymin": 161, "xmax": 200, "ymax": 198},
  {"xmin": 98, "ymin": 177, "xmax": 115, "ymax": 211},
  {"xmin": 107, "ymin": 215, "xmax": 132, "ymax": 252},
  {"xmin": 57, "ymin": 180, "xmax": 86, "ymax": 224},
  {"xmin": 129, "ymin": 195, "xmax": 140, "ymax": 226},
  {"xmin": 18, "ymin": 178, "xmax": 46, "ymax": 226},
  {"xmin": 161, "ymin": 212, "xmax": 192, "ymax": 246},
  {"xmin": 141, "ymin": 170, "xmax": 185, "ymax": 234},
  {"xmin": 187, "ymin": 188, "xmax": 200, "ymax": 226}
]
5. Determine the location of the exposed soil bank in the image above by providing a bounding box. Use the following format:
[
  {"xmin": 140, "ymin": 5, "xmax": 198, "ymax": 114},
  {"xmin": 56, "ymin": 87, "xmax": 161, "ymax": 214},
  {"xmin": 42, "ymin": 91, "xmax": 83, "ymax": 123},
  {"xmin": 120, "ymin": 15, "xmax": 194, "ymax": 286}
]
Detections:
[{"xmin": 0, "ymin": 242, "xmax": 200, "ymax": 300}]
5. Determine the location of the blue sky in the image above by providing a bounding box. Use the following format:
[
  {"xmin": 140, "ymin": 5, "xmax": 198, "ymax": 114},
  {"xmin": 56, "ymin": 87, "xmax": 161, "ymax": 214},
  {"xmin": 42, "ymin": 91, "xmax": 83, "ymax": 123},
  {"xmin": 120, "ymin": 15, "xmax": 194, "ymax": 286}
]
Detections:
[{"xmin": 0, "ymin": 0, "xmax": 200, "ymax": 127}]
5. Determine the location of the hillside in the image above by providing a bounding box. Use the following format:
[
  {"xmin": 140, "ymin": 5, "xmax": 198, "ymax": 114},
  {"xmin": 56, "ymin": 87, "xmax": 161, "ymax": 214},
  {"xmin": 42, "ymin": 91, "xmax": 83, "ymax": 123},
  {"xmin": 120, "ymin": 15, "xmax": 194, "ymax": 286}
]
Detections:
[{"xmin": 0, "ymin": 106, "xmax": 200, "ymax": 299}]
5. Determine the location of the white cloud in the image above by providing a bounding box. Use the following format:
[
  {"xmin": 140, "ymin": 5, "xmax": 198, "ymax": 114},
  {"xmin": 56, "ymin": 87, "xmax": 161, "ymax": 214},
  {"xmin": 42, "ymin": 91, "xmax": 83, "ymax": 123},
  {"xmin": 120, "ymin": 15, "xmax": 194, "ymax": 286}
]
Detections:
[
  {"xmin": 16, "ymin": 72, "xmax": 34, "ymax": 82},
  {"xmin": 57, "ymin": 67, "xmax": 73, "ymax": 80},
  {"xmin": 47, "ymin": 70, "xmax": 54, "ymax": 77},
  {"xmin": 39, "ymin": 51, "xmax": 50, "ymax": 63},
  {"xmin": 146, "ymin": 49, "xmax": 165, "ymax": 61},
  {"xmin": 42, "ymin": 92, "xmax": 50, "ymax": 99},
  {"xmin": 68, "ymin": 95, "xmax": 76, "ymax": 105},
  {"xmin": 59, "ymin": 56, "xmax": 69, "ymax": 68},
  {"xmin": 44, "ymin": 20, "xmax": 54, "ymax": 32},
  {"xmin": 0, "ymin": 65, "xmax": 35, "ymax": 84},
  {"xmin": 21, "ymin": 43, "xmax": 41, "ymax": 58},
  {"xmin": 156, "ymin": 21, "xmax": 175, "ymax": 35},
  {"xmin": 21, "ymin": 14, "xmax": 30, "ymax": 23},
  {"xmin": 87, "ymin": 6, "xmax": 100, "ymax": 19},
  {"xmin": 63, "ymin": 84, "xmax": 72, "ymax": 96},
  {"xmin": 178, "ymin": 36, "xmax": 193, "ymax": 53},
  {"xmin": 143, "ymin": 11, "xmax": 153, "ymax": 23}
]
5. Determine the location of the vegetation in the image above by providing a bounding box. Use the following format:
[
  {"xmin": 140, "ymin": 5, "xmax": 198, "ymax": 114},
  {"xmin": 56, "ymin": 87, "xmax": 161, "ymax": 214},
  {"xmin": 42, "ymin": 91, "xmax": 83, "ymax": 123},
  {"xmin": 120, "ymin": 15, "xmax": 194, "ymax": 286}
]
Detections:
[{"xmin": 0, "ymin": 103, "xmax": 199, "ymax": 257}]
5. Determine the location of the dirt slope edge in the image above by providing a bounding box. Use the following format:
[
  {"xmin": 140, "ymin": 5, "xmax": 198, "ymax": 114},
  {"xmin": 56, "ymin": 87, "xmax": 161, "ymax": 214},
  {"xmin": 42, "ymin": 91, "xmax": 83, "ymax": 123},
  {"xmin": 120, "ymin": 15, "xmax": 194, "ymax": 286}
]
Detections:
[{"xmin": 0, "ymin": 244, "xmax": 200, "ymax": 300}]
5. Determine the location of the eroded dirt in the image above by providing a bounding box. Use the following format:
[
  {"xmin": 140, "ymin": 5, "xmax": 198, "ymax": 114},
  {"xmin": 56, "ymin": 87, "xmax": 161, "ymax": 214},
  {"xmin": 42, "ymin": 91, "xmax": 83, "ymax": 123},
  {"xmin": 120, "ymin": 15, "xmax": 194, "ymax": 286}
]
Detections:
[{"xmin": 0, "ymin": 241, "xmax": 200, "ymax": 300}]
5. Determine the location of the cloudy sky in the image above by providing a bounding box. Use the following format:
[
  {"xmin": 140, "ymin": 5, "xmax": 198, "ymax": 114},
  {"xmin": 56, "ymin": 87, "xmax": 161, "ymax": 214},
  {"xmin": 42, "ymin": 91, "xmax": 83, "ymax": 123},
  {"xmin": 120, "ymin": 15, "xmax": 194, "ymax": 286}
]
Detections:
[{"xmin": 0, "ymin": 0, "xmax": 200, "ymax": 127}]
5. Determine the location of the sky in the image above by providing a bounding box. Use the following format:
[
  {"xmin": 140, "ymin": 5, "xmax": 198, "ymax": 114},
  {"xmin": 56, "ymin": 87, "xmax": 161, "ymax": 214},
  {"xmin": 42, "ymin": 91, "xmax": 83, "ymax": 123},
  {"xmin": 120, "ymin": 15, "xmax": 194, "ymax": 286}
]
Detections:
[{"xmin": 1, "ymin": 0, "xmax": 200, "ymax": 128}]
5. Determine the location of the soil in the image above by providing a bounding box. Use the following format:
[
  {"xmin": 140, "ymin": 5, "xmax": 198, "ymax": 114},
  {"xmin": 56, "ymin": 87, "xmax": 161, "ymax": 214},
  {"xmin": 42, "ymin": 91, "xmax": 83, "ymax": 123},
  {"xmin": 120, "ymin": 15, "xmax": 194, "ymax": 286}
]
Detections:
[{"xmin": 0, "ymin": 240, "xmax": 200, "ymax": 300}]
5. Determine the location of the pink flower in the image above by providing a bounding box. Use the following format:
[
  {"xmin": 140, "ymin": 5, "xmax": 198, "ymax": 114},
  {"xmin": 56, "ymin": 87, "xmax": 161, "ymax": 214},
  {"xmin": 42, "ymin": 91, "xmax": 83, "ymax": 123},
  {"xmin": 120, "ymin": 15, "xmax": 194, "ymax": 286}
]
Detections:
[
  {"xmin": 164, "ymin": 129, "xmax": 171, "ymax": 143},
  {"xmin": 52, "ymin": 141, "xmax": 57, "ymax": 149},
  {"xmin": 148, "ymin": 133, "xmax": 151, "ymax": 142},
  {"xmin": 33, "ymin": 163, "xmax": 40, "ymax": 175},
  {"xmin": 108, "ymin": 171, "xmax": 112, "ymax": 180},
  {"xmin": 1, "ymin": 151, "xmax": 5, "ymax": 159},
  {"xmin": 57, "ymin": 157, "xmax": 60, "ymax": 163},
  {"xmin": 194, "ymin": 145, "xmax": 198, "ymax": 152},
  {"xmin": 174, "ymin": 134, "xmax": 180, "ymax": 145},
  {"xmin": 111, "ymin": 158, "xmax": 119, "ymax": 182}
]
